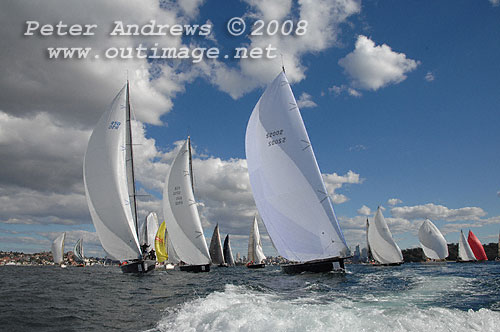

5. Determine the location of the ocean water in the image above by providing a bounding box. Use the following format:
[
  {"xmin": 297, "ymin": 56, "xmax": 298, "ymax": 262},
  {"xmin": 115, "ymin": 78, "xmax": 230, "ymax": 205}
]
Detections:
[{"xmin": 1, "ymin": 262, "xmax": 499, "ymax": 332}]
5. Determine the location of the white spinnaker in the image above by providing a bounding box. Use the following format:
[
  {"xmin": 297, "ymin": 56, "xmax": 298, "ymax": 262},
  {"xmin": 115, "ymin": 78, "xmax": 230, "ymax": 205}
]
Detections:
[
  {"xmin": 83, "ymin": 85, "xmax": 141, "ymax": 261},
  {"xmin": 458, "ymin": 229, "xmax": 476, "ymax": 261},
  {"xmin": 162, "ymin": 139, "xmax": 211, "ymax": 265},
  {"xmin": 245, "ymin": 71, "xmax": 348, "ymax": 262},
  {"xmin": 140, "ymin": 212, "xmax": 159, "ymax": 248},
  {"xmin": 248, "ymin": 216, "xmax": 266, "ymax": 263},
  {"xmin": 418, "ymin": 219, "xmax": 448, "ymax": 260},
  {"xmin": 368, "ymin": 207, "xmax": 403, "ymax": 264}
]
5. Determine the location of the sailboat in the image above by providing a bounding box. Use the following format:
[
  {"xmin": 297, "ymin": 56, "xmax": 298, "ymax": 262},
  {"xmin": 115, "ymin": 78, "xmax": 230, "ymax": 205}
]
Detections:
[
  {"xmin": 246, "ymin": 216, "xmax": 266, "ymax": 269},
  {"xmin": 467, "ymin": 230, "xmax": 488, "ymax": 261},
  {"xmin": 418, "ymin": 219, "xmax": 448, "ymax": 262},
  {"xmin": 162, "ymin": 137, "xmax": 211, "ymax": 272},
  {"xmin": 496, "ymin": 231, "xmax": 500, "ymax": 261},
  {"xmin": 83, "ymin": 82, "xmax": 155, "ymax": 274},
  {"xmin": 73, "ymin": 238, "xmax": 85, "ymax": 266},
  {"xmin": 245, "ymin": 70, "xmax": 349, "ymax": 274},
  {"xmin": 367, "ymin": 207, "xmax": 403, "ymax": 266},
  {"xmin": 457, "ymin": 229, "xmax": 476, "ymax": 262},
  {"xmin": 209, "ymin": 224, "xmax": 226, "ymax": 266},
  {"xmin": 51, "ymin": 233, "xmax": 66, "ymax": 267},
  {"xmin": 139, "ymin": 212, "xmax": 159, "ymax": 259},
  {"xmin": 223, "ymin": 234, "xmax": 235, "ymax": 266}
]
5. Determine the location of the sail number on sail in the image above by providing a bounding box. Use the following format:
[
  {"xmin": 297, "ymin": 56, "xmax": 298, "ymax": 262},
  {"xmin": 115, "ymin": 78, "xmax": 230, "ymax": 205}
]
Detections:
[
  {"xmin": 266, "ymin": 129, "xmax": 286, "ymax": 147},
  {"xmin": 173, "ymin": 186, "xmax": 183, "ymax": 206},
  {"xmin": 108, "ymin": 121, "xmax": 121, "ymax": 130}
]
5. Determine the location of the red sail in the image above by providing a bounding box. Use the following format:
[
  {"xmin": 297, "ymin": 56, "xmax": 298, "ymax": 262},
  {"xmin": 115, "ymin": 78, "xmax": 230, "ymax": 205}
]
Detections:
[{"xmin": 467, "ymin": 230, "xmax": 488, "ymax": 261}]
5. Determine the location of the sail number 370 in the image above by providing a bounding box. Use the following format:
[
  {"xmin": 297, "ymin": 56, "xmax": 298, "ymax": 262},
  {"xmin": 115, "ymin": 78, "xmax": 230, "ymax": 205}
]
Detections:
[{"xmin": 266, "ymin": 129, "xmax": 286, "ymax": 147}]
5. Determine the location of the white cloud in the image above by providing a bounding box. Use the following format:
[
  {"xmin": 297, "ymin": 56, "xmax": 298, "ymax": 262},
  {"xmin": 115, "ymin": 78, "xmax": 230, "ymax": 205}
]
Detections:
[
  {"xmin": 338, "ymin": 35, "xmax": 419, "ymax": 91},
  {"xmin": 388, "ymin": 198, "xmax": 402, "ymax": 206},
  {"xmin": 348, "ymin": 144, "xmax": 367, "ymax": 152},
  {"xmin": 296, "ymin": 92, "xmax": 317, "ymax": 108},
  {"xmin": 489, "ymin": 0, "xmax": 500, "ymax": 7},
  {"xmin": 497, "ymin": 190, "xmax": 500, "ymax": 198},
  {"xmin": 357, "ymin": 205, "xmax": 371, "ymax": 216},
  {"xmin": 323, "ymin": 170, "xmax": 363, "ymax": 204},
  {"xmin": 425, "ymin": 71, "xmax": 435, "ymax": 82},
  {"xmin": 329, "ymin": 84, "xmax": 362, "ymax": 97},
  {"xmin": 390, "ymin": 203, "xmax": 487, "ymax": 221}
]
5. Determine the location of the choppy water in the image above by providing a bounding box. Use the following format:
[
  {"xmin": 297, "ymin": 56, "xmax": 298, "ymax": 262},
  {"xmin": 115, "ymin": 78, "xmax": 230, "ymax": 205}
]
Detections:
[{"xmin": 1, "ymin": 262, "xmax": 499, "ymax": 331}]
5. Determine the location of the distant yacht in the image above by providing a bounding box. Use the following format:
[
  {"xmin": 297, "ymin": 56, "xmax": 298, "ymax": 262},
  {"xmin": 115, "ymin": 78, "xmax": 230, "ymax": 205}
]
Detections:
[
  {"xmin": 418, "ymin": 219, "xmax": 448, "ymax": 262},
  {"xmin": 367, "ymin": 207, "xmax": 403, "ymax": 266},
  {"xmin": 51, "ymin": 232, "xmax": 66, "ymax": 268},
  {"xmin": 457, "ymin": 229, "xmax": 476, "ymax": 262},
  {"xmin": 467, "ymin": 230, "xmax": 488, "ymax": 261},
  {"xmin": 246, "ymin": 216, "xmax": 266, "ymax": 269}
]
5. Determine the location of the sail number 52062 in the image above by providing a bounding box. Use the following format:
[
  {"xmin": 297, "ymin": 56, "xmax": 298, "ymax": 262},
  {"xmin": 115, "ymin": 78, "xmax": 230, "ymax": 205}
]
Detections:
[{"xmin": 266, "ymin": 129, "xmax": 286, "ymax": 146}]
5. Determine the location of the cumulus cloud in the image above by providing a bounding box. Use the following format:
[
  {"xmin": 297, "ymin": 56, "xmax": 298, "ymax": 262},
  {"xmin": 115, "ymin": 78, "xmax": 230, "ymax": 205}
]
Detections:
[
  {"xmin": 390, "ymin": 203, "xmax": 487, "ymax": 221},
  {"xmin": 388, "ymin": 198, "xmax": 402, "ymax": 206},
  {"xmin": 357, "ymin": 205, "xmax": 371, "ymax": 216},
  {"xmin": 489, "ymin": 0, "xmax": 500, "ymax": 7},
  {"xmin": 329, "ymin": 84, "xmax": 362, "ymax": 97},
  {"xmin": 296, "ymin": 92, "xmax": 317, "ymax": 108},
  {"xmin": 425, "ymin": 71, "xmax": 435, "ymax": 82},
  {"xmin": 338, "ymin": 35, "xmax": 419, "ymax": 91},
  {"xmin": 323, "ymin": 170, "xmax": 363, "ymax": 204}
]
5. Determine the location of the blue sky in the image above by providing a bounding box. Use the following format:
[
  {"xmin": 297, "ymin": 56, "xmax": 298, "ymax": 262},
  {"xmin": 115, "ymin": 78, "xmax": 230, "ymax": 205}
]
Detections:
[{"xmin": 0, "ymin": 0, "xmax": 499, "ymax": 258}]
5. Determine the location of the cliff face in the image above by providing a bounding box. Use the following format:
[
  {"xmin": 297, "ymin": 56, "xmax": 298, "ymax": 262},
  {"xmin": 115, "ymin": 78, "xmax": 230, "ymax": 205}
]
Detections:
[{"xmin": 402, "ymin": 243, "xmax": 499, "ymax": 262}]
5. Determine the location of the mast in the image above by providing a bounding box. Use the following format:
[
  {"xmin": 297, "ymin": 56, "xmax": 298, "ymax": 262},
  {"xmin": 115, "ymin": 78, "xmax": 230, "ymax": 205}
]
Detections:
[
  {"xmin": 188, "ymin": 136, "xmax": 195, "ymax": 194},
  {"xmin": 126, "ymin": 81, "xmax": 139, "ymax": 238}
]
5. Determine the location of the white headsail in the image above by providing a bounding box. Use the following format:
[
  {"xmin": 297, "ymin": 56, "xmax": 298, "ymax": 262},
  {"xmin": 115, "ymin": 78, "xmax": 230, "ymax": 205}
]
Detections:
[
  {"xmin": 245, "ymin": 71, "xmax": 348, "ymax": 262},
  {"xmin": 162, "ymin": 138, "xmax": 211, "ymax": 265},
  {"xmin": 418, "ymin": 219, "xmax": 448, "ymax": 260},
  {"xmin": 51, "ymin": 233, "xmax": 66, "ymax": 264},
  {"xmin": 140, "ymin": 212, "xmax": 159, "ymax": 250},
  {"xmin": 368, "ymin": 207, "xmax": 403, "ymax": 264},
  {"xmin": 83, "ymin": 83, "xmax": 142, "ymax": 261},
  {"xmin": 248, "ymin": 216, "xmax": 266, "ymax": 264},
  {"xmin": 73, "ymin": 238, "xmax": 84, "ymax": 263},
  {"xmin": 458, "ymin": 229, "xmax": 476, "ymax": 261}
]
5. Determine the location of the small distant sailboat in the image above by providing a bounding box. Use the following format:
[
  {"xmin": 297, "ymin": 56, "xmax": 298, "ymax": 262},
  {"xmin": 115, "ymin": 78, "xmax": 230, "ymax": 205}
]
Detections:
[
  {"xmin": 51, "ymin": 233, "xmax": 66, "ymax": 267},
  {"xmin": 467, "ymin": 230, "xmax": 488, "ymax": 261},
  {"xmin": 418, "ymin": 219, "xmax": 448, "ymax": 262},
  {"xmin": 246, "ymin": 216, "xmax": 266, "ymax": 269},
  {"xmin": 367, "ymin": 207, "xmax": 403, "ymax": 266},
  {"xmin": 139, "ymin": 212, "xmax": 159, "ymax": 259},
  {"xmin": 84, "ymin": 82, "xmax": 155, "ymax": 274},
  {"xmin": 73, "ymin": 238, "xmax": 85, "ymax": 266},
  {"xmin": 223, "ymin": 234, "xmax": 235, "ymax": 266},
  {"xmin": 245, "ymin": 70, "xmax": 348, "ymax": 274},
  {"xmin": 457, "ymin": 229, "xmax": 476, "ymax": 262},
  {"xmin": 209, "ymin": 224, "xmax": 226, "ymax": 267},
  {"xmin": 162, "ymin": 137, "xmax": 211, "ymax": 273}
]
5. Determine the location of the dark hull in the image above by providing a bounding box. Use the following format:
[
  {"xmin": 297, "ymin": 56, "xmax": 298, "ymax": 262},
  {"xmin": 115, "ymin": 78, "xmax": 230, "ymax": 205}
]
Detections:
[
  {"xmin": 371, "ymin": 262, "xmax": 403, "ymax": 266},
  {"xmin": 281, "ymin": 257, "xmax": 345, "ymax": 274},
  {"xmin": 120, "ymin": 260, "xmax": 156, "ymax": 274},
  {"xmin": 179, "ymin": 264, "xmax": 210, "ymax": 273},
  {"xmin": 246, "ymin": 263, "xmax": 265, "ymax": 269}
]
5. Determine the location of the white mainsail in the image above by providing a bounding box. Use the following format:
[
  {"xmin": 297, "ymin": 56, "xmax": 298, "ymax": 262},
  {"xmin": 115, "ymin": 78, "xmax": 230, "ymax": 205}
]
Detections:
[
  {"xmin": 458, "ymin": 229, "xmax": 476, "ymax": 261},
  {"xmin": 162, "ymin": 138, "xmax": 211, "ymax": 265},
  {"xmin": 209, "ymin": 224, "xmax": 225, "ymax": 265},
  {"xmin": 418, "ymin": 219, "xmax": 448, "ymax": 260},
  {"xmin": 166, "ymin": 232, "xmax": 181, "ymax": 264},
  {"xmin": 245, "ymin": 71, "xmax": 348, "ymax": 262},
  {"xmin": 140, "ymin": 212, "xmax": 159, "ymax": 250},
  {"xmin": 73, "ymin": 238, "xmax": 84, "ymax": 263},
  {"xmin": 248, "ymin": 216, "xmax": 266, "ymax": 264},
  {"xmin": 368, "ymin": 207, "xmax": 403, "ymax": 264},
  {"xmin": 83, "ymin": 83, "xmax": 142, "ymax": 261},
  {"xmin": 51, "ymin": 233, "xmax": 66, "ymax": 264}
]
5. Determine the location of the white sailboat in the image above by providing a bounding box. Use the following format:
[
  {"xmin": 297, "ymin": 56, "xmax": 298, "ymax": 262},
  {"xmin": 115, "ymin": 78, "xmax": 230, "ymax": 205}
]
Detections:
[
  {"xmin": 457, "ymin": 229, "xmax": 477, "ymax": 262},
  {"xmin": 73, "ymin": 238, "xmax": 85, "ymax": 266},
  {"xmin": 247, "ymin": 216, "xmax": 266, "ymax": 269},
  {"xmin": 209, "ymin": 224, "xmax": 226, "ymax": 266},
  {"xmin": 51, "ymin": 233, "xmax": 66, "ymax": 267},
  {"xmin": 245, "ymin": 70, "xmax": 348, "ymax": 273},
  {"xmin": 367, "ymin": 207, "xmax": 403, "ymax": 266},
  {"xmin": 162, "ymin": 137, "xmax": 211, "ymax": 272},
  {"xmin": 418, "ymin": 219, "xmax": 448, "ymax": 262},
  {"xmin": 83, "ymin": 82, "xmax": 155, "ymax": 274}
]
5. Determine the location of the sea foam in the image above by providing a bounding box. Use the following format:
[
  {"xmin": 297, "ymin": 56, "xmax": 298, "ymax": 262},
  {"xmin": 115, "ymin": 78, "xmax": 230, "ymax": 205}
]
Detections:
[{"xmin": 154, "ymin": 284, "xmax": 500, "ymax": 332}]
